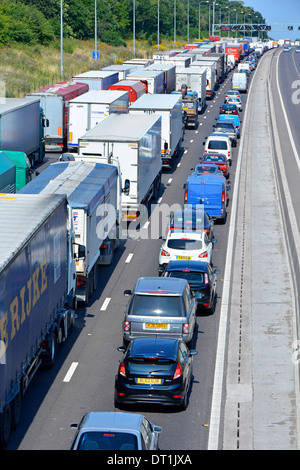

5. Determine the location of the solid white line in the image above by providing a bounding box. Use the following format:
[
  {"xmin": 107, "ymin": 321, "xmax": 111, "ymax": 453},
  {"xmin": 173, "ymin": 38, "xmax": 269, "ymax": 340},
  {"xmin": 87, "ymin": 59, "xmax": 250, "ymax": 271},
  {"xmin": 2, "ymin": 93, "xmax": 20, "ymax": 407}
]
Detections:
[
  {"xmin": 100, "ymin": 297, "xmax": 111, "ymax": 311},
  {"xmin": 143, "ymin": 220, "xmax": 150, "ymax": 229},
  {"xmin": 125, "ymin": 253, "xmax": 134, "ymax": 263},
  {"xmin": 63, "ymin": 362, "xmax": 79, "ymax": 383},
  {"xmin": 157, "ymin": 196, "xmax": 163, "ymax": 204},
  {"xmin": 167, "ymin": 178, "xmax": 173, "ymax": 184}
]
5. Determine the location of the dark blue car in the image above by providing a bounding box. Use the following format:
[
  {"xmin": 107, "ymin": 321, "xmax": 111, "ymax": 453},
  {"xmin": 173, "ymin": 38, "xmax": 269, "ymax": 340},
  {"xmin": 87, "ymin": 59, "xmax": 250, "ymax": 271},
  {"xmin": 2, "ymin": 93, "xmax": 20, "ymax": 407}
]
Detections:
[{"xmin": 162, "ymin": 260, "xmax": 220, "ymax": 313}]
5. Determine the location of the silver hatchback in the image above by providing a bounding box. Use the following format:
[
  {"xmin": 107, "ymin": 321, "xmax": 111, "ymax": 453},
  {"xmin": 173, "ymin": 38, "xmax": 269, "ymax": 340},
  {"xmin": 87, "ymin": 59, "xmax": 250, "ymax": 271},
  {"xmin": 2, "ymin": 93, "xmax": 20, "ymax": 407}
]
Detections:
[{"xmin": 122, "ymin": 277, "xmax": 197, "ymax": 346}]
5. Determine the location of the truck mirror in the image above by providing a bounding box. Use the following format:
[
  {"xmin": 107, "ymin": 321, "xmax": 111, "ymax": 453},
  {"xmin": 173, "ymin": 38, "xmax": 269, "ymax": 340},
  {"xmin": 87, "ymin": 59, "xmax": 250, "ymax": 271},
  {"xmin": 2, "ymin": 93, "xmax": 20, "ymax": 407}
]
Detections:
[
  {"xmin": 124, "ymin": 289, "xmax": 132, "ymax": 296},
  {"xmin": 122, "ymin": 179, "xmax": 130, "ymax": 196},
  {"xmin": 74, "ymin": 243, "xmax": 86, "ymax": 259}
]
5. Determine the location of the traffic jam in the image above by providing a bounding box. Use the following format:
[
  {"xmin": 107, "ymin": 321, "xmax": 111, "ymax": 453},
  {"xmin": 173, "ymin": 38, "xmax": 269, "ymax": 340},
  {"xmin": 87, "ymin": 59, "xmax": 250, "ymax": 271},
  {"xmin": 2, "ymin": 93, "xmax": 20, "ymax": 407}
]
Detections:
[{"xmin": 0, "ymin": 37, "xmax": 273, "ymax": 450}]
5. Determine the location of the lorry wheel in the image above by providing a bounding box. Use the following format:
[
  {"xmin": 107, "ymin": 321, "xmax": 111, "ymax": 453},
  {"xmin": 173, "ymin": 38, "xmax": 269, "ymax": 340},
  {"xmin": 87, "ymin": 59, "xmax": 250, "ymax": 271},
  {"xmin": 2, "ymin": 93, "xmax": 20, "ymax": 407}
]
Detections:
[
  {"xmin": 0, "ymin": 405, "xmax": 11, "ymax": 449},
  {"xmin": 45, "ymin": 331, "xmax": 58, "ymax": 368}
]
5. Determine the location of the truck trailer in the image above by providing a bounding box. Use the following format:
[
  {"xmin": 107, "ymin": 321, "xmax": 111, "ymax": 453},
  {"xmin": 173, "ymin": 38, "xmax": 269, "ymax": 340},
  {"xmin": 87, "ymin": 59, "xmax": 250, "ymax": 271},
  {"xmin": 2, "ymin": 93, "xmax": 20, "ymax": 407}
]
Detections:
[
  {"xmin": 108, "ymin": 80, "xmax": 147, "ymax": 104},
  {"xmin": 189, "ymin": 60, "xmax": 217, "ymax": 98},
  {"xmin": 77, "ymin": 113, "xmax": 162, "ymax": 222},
  {"xmin": 175, "ymin": 67, "xmax": 207, "ymax": 112},
  {"xmin": 126, "ymin": 70, "xmax": 165, "ymax": 94},
  {"xmin": 0, "ymin": 193, "xmax": 76, "ymax": 448},
  {"xmin": 0, "ymin": 152, "xmax": 16, "ymax": 193},
  {"xmin": 72, "ymin": 71, "xmax": 119, "ymax": 91},
  {"xmin": 144, "ymin": 64, "xmax": 176, "ymax": 94},
  {"xmin": 0, "ymin": 98, "xmax": 46, "ymax": 167},
  {"xmin": 27, "ymin": 82, "xmax": 89, "ymax": 151},
  {"xmin": 129, "ymin": 94, "xmax": 183, "ymax": 170},
  {"xmin": 0, "ymin": 150, "xmax": 33, "ymax": 191},
  {"xmin": 68, "ymin": 90, "xmax": 129, "ymax": 151},
  {"xmin": 20, "ymin": 161, "xmax": 121, "ymax": 304}
]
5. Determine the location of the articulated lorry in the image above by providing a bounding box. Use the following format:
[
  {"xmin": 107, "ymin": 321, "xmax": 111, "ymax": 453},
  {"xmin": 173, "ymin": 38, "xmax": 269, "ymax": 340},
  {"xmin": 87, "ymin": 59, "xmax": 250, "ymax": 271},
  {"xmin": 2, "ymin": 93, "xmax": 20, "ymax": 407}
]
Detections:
[
  {"xmin": 20, "ymin": 161, "xmax": 121, "ymax": 304},
  {"xmin": 68, "ymin": 90, "xmax": 129, "ymax": 151},
  {"xmin": 77, "ymin": 113, "xmax": 162, "ymax": 222},
  {"xmin": 129, "ymin": 93, "xmax": 183, "ymax": 170},
  {"xmin": 175, "ymin": 67, "xmax": 207, "ymax": 112},
  {"xmin": 0, "ymin": 150, "xmax": 33, "ymax": 192},
  {"xmin": 0, "ymin": 98, "xmax": 46, "ymax": 167},
  {"xmin": 0, "ymin": 193, "xmax": 77, "ymax": 448},
  {"xmin": 27, "ymin": 82, "xmax": 89, "ymax": 151}
]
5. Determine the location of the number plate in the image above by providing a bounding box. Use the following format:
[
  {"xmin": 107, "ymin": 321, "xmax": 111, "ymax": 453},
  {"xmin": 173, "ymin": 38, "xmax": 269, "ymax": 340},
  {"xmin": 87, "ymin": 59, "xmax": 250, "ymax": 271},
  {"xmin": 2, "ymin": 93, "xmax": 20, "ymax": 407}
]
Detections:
[
  {"xmin": 146, "ymin": 323, "xmax": 168, "ymax": 329},
  {"xmin": 137, "ymin": 378, "xmax": 162, "ymax": 384},
  {"xmin": 177, "ymin": 256, "xmax": 192, "ymax": 260}
]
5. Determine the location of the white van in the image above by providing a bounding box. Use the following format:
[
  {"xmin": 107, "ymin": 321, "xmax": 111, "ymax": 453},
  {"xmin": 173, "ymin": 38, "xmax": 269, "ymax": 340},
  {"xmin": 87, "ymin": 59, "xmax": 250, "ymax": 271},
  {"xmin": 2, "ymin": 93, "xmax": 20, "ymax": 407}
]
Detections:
[
  {"xmin": 232, "ymin": 72, "xmax": 247, "ymax": 93},
  {"xmin": 203, "ymin": 134, "xmax": 232, "ymax": 165}
]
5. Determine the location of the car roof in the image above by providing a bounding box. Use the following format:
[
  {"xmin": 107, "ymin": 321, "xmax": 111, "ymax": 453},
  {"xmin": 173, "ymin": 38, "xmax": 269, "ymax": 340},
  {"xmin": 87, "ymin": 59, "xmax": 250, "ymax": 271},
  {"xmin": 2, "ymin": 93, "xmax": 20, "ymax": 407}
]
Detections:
[
  {"xmin": 165, "ymin": 260, "xmax": 210, "ymax": 273},
  {"xmin": 80, "ymin": 412, "xmax": 143, "ymax": 433},
  {"xmin": 168, "ymin": 230, "xmax": 205, "ymax": 241},
  {"xmin": 128, "ymin": 337, "xmax": 179, "ymax": 360},
  {"xmin": 207, "ymin": 134, "xmax": 230, "ymax": 141},
  {"xmin": 134, "ymin": 276, "xmax": 187, "ymax": 294},
  {"xmin": 222, "ymin": 103, "xmax": 237, "ymax": 108}
]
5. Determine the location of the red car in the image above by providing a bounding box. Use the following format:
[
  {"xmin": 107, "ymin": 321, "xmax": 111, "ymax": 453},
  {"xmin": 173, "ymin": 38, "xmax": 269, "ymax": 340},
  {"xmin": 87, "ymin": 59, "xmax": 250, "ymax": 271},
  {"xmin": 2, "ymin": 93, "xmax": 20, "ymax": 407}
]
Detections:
[{"xmin": 200, "ymin": 153, "xmax": 229, "ymax": 178}]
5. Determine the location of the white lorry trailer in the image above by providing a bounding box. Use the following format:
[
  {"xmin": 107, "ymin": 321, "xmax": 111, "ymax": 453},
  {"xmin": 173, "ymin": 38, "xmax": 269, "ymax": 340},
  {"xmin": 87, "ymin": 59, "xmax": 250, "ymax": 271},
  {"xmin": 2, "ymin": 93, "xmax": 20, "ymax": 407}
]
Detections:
[
  {"xmin": 126, "ymin": 70, "xmax": 165, "ymax": 94},
  {"xmin": 72, "ymin": 70, "xmax": 119, "ymax": 91},
  {"xmin": 77, "ymin": 113, "xmax": 162, "ymax": 222},
  {"xmin": 20, "ymin": 161, "xmax": 121, "ymax": 304},
  {"xmin": 68, "ymin": 90, "xmax": 129, "ymax": 151},
  {"xmin": 129, "ymin": 93, "xmax": 183, "ymax": 170},
  {"xmin": 190, "ymin": 60, "xmax": 217, "ymax": 99},
  {"xmin": 175, "ymin": 67, "xmax": 207, "ymax": 112}
]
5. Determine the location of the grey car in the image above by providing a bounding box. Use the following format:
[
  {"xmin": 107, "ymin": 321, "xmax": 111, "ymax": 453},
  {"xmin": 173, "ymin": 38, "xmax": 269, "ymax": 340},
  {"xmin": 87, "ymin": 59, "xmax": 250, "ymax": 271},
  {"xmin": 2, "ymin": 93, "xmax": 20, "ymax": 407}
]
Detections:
[
  {"xmin": 123, "ymin": 277, "xmax": 197, "ymax": 346},
  {"xmin": 70, "ymin": 411, "xmax": 162, "ymax": 450},
  {"xmin": 213, "ymin": 121, "xmax": 237, "ymax": 147}
]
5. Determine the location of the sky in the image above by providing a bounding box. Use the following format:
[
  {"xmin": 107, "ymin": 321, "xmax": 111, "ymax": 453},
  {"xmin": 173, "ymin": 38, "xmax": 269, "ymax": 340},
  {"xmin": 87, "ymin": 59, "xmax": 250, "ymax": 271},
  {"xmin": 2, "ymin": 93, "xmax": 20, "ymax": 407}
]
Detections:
[{"xmin": 245, "ymin": 0, "xmax": 300, "ymax": 40}]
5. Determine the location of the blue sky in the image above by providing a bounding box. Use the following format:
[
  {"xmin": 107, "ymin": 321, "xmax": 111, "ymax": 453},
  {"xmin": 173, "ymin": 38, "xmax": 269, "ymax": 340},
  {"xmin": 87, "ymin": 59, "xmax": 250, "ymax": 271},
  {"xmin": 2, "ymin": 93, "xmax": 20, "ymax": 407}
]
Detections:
[{"xmin": 246, "ymin": 0, "xmax": 300, "ymax": 40}]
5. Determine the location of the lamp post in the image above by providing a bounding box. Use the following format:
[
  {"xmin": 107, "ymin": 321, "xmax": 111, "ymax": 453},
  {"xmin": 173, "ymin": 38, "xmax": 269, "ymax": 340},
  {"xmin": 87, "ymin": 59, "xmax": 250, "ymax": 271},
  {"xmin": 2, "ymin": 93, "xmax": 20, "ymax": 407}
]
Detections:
[
  {"xmin": 199, "ymin": 1, "xmax": 208, "ymax": 41},
  {"xmin": 60, "ymin": 0, "xmax": 63, "ymax": 78},
  {"xmin": 174, "ymin": 0, "xmax": 176, "ymax": 46},
  {"xmin": 95, "ymin": 0, "xmax": 97, "ymax": 61},
  {"xmin": 133, "ymin": 0, "xmax": 135, "ymax": 57},
  {"xmin": 187, "ymin": 0, "xmax": 189, "ymax": 43},
  {"xmin": 158, "ymin": 0, "xmax": 160, "ymax": 49}
]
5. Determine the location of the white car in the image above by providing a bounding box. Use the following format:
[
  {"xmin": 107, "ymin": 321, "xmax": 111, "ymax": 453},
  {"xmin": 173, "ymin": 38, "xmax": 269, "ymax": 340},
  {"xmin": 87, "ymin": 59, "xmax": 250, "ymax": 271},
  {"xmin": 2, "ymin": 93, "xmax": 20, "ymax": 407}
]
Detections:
[
  {"xmin": 159, "ymin": 229, "xmax": 213, "ymax": 274},
  {"xmin": 225, "ymin": 95, "xmax": 243, "ymax": 111},
  {"xmin": 203, "ymin": 134, "xmax": 232, "ymax": 165},
  {"xmin": 224, "ymin": 89, "xmax": 241, "ymax": 102}
]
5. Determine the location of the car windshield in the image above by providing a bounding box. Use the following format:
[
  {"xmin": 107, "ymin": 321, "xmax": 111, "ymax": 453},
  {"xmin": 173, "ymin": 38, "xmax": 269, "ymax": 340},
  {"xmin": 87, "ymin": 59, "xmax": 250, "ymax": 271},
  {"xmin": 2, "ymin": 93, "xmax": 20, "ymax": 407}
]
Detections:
[
  {"xmin": 167, "ymin": 271, "xmax": 207, "ymax": 286},
  {"xmin": 129, "ymin": 294, "xmax": 184, "ymax": 317},
  {"xmin": 208, "ymin": 140, "xmax": 227, "ymax": 150},
  {"xmin": 167, "ymin": 238, "xmax": 203, "ymax": 250},
  {"xmin": 76, "ymin": 431, "xmax": 138, "ymax": 450}
]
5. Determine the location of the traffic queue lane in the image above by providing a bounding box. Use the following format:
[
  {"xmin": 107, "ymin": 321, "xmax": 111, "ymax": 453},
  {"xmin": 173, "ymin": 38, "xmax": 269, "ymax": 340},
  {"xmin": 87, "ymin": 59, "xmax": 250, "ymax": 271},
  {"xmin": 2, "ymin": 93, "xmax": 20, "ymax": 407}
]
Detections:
[{"xmin": 8, "ymin": 64, "xmax": 248, "ymax": 450}]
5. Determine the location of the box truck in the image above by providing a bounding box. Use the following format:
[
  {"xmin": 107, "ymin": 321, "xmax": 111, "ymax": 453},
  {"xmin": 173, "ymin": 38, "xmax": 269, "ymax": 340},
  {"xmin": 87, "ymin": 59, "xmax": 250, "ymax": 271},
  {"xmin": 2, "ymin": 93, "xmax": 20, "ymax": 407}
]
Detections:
[
  {"xmin": 0, "ymin": 98, "xmax": 46, "ymax": 167},
  {"xmin": 0, "ymin": 193, "xmax": 76, "ymax": 448},
  {"xmin": 190, "ymin": 61, "xmax": 216, "ymax": 99},
  {"xmin": 175, "ymin": 67, "xmax": 207, "ymax": 112},
  {"xmin": 126, "ymin": 70, "xmax": 165, "ymax": 94},
  {"xmin": 101, "ymin": 64, "xmax": 142, "ymax": 80},
  {"xmin": 225, "ymin": 45, "xmax": 240, "ymax": 64},
  {"xmin": 68, "ymin": 90, "xmax": 129, "ymax": 151},
  {"xmin": 129, "ymin": 94, "xmax": 183, "ymax": 170},
  {"xmin": 108, "ymin": 80, "xmax": 147, "ymax": 104},
  {"xmin": 20, "ymin": 161, "xmax": 121, "ymax": 304},
  {"xmin": 77, "ymin": 113, "xmax": 162, "ymax": 221},
  {"xmin": 27, "ymin": 82, "xmax": 89, "ymax": 151},
  {"xmin": 144, "ymin": 64, "xmax": 176, "ymax": 94},
  {"xmin": 72, "ymin": 70, "xmax": 119, "ymax": 91}
]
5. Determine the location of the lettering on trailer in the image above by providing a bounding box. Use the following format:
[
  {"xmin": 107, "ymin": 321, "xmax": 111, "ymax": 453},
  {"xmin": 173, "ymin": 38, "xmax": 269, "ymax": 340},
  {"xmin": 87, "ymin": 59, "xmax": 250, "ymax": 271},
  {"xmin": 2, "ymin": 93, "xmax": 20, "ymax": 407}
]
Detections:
[{"xmin": 0, "ymin": 258, "xmax": 48, "ymax": 359}]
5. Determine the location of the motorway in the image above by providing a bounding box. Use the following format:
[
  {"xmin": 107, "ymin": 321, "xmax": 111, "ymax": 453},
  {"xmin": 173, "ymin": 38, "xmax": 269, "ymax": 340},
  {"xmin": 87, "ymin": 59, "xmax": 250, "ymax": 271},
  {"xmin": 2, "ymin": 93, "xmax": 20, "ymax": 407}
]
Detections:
[{"xmin": 6, "ymin": 46, "xmax": 300, "ymax": 451}]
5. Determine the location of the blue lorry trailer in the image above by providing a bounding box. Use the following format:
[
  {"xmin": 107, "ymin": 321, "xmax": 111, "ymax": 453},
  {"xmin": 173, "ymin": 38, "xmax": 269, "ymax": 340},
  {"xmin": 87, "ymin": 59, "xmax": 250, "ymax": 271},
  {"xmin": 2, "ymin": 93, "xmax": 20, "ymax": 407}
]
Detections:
[{"xmin": 0, "ymin": 193, "xmax": 75, "ymax": 448}]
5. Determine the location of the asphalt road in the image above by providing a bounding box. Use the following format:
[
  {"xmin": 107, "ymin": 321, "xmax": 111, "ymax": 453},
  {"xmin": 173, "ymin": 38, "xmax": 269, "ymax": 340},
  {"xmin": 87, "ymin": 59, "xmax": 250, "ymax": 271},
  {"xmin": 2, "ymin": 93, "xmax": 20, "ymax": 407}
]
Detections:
[{"xmin": 5, "ymin": 54, "xmax": 270, "ymax": 451}]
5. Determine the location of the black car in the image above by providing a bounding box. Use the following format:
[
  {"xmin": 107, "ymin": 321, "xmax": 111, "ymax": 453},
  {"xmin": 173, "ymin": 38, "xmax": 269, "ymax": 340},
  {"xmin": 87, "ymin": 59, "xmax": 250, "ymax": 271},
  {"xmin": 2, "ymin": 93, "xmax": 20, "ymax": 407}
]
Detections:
[
  {"xmin": 114, "ymin": 337, "xmax": 197, "ymax": 410},
  {"xmin": 220, "ymin": 103, "xmax": 238, "ymax": 115},
  {"xmin": 169, "ymin": 208, "xmax": 215, "ymax": 243},
  {"xmin": 162, "ymin": 260, "xmax": 219, "ymax": 313}
]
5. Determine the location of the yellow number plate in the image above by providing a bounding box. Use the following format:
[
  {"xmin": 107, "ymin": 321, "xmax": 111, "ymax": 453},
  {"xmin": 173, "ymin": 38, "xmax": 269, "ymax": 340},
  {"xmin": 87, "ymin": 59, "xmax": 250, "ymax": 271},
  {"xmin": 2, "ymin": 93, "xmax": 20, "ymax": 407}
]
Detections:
[
  {"xmin": 146, "ymin": 323, "xmax": 167, "ymax": 329},
  {"xmin": 137, "ymin": 378, "xmax": 162, "ymax": 384},
  {"xmin": 177, "ymin": 256, "xmax": 191, "ymax": 260}
]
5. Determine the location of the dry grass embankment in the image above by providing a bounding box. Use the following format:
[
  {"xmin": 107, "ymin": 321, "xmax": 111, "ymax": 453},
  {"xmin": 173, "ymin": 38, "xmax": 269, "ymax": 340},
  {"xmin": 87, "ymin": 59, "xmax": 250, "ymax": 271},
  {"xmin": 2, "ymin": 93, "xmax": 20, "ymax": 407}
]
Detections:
[{"xmin": 0, "ymin": 37, "xmax": 186, "ymax": 97}]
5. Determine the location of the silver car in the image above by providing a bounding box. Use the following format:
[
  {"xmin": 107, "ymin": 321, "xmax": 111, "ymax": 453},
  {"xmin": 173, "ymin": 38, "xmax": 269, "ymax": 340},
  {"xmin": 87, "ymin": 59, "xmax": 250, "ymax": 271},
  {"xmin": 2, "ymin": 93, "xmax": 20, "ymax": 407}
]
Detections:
[
  {"xmin": 123, "ymin": 277, "xmax": 197, "ymax": 346},
  {"xmin": 213, "ymin": 121, "xmax": 237, "ymax": 147},
  {"xmin": 70, "ymin": 412, "xmax": 162, "ymax": 450}
]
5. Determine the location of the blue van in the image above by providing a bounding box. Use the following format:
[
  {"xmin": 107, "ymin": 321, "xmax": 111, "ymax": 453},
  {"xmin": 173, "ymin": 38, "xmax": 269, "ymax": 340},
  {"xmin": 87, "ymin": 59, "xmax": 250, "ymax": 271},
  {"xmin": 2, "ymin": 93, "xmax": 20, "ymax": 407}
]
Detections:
[
  {"xmin": 217, "ymin": 113, "xmax": 240, "ymax": 138},
  {"xmin": 184, "ymin": 173, "xmax": 228, "ymax": 222}
]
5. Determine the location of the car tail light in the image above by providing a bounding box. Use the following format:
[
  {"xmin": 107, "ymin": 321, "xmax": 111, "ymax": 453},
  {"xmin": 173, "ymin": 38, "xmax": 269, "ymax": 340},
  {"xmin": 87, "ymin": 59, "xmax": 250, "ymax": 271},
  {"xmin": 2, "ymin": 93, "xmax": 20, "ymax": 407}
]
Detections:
[
  {"xmin": 77, "ymin": 276, "xmax": 86, "ymax": 287},
  {"xmin": 119, "ymin": 361, "xmax": 126, "ymax": 378},
  {"xmin": 228, "ymin": 151, "xmax": 231, "ymax": 157},
  {"xmin": 124, "ymin": 320, "xmax": 130, "ymax": 332},
  {"xmin": 173, "ymin": 363, "xmax": 183, "ymax": 380},
  {"xmin": 205, "ymin": 273, "xmax": 209, "ymax": 285},
  {"xmin": 184, "ymin": 189, "xmax": 188, "ymax": 203},
  {"xmin": 161, "ymin": 249, "xmax": 170, "ymax": 257},
  {"xmin": 220, "ymin": 165, "xmax": 227, "ymax": 170},
  {"xmin": 183, "ymin": 323, "xmax": 189, "ymax": 334},
  {"xmin": 199, "ymin": 252, "xmax": 208, "ymax": 258},
  {"xmin": 222, "ymin": 190, "xmax": 225, "ymax": 204}
]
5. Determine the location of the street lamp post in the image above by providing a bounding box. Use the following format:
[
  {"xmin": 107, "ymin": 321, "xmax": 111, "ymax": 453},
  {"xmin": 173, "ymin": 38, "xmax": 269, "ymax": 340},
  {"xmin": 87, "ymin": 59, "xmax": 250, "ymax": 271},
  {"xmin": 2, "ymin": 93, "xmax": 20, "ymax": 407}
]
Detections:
[
  {"xmin": 133, "ymin": 0, "xmax": 135, "ymax": 57},
  {"xmin": 60, "ymin": 0, "xmax": 63, "ymax": 78}
]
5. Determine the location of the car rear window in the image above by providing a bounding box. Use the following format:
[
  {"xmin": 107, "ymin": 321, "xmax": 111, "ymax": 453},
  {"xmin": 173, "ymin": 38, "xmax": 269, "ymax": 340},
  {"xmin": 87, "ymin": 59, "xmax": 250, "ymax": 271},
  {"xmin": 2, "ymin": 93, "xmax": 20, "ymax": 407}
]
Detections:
[
  {"xmin": 216, "ymin": 124, "xmax": 234, "ymax": 130},
  {"xmin": 76, "ymin": 431, "xmax": 138, "ymax": 450},
  {"xmin": 129, "ymin": 294, "xmax": 184, "ymax": 317},
  {"xmin": 204, "ymin": 155, "xmax": 226, "ymax": 162},
  {"xmin": 167, "ymin": 238, "xmax": 203, "ymax": 250},
  {"xmin": 167, "ymin": 271, "xmax": 207, "ymax": 286},
  {"xmin": 196, "ymin": 166, "xmax": 217, "ymax": 173},
  {"xmin": 208, "ymin": 140, "xmax": 228, "ymax": 150}
]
